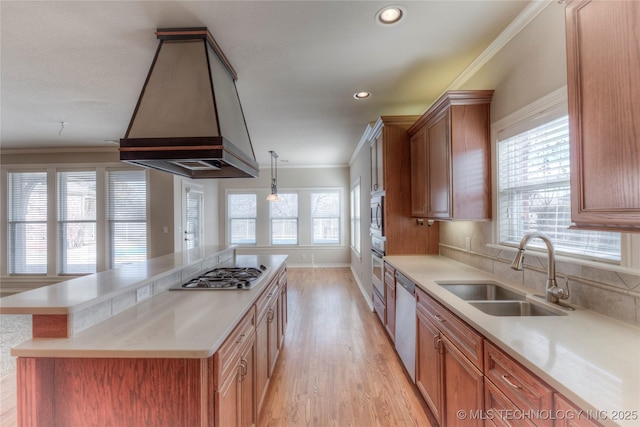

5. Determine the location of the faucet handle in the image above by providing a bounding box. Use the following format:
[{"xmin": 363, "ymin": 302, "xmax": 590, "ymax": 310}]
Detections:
[{"xmin": 549, "ymin": 277, "xmax": 570, "ymax": 300}]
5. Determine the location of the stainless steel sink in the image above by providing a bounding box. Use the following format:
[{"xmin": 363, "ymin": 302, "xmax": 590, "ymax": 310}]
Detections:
[
  {"xmin": 438, "ymin": 282, "xmax": 526, "ymax": 301},
  {"xmin": 469, "ymin": 301, "xmax": 567, "ymax": 317}
]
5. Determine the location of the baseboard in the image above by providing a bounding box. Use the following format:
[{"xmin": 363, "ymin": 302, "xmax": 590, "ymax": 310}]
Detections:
[{"xmin": 350, "ymin": 265, "xmax": 374, "ymax": 311}]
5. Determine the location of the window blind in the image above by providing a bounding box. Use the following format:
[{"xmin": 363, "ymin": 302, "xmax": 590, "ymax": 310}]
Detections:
[
  {"xmin": 498, "ymin": 116, "xmax": 620, "ymax": 261},
  {"xmin": 228, "ymin": 193, "xmax": 257, "ymax": 244},
  {"xmin": 311, "ymin": 192, "xmax": 340, "ymax": 244},
  {"xmin": 270, "ymin": 193, "xmax": 298, "ymax": 245},
  {"xmin": 107, "ymin": 170, "xmax": 147, "ymax": 268},
  {"xmin": 58, "ymin": 171, "xmax": 97, "ymax": 274},
  {"xmin": 8, "ymin": 172, "xmax": 47, "ymax": 274},
  {"xmin": 185, "ymin": 189, "xmax": 203, "ymax": 250}
]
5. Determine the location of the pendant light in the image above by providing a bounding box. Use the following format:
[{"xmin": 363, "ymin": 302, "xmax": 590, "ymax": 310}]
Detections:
[{"xmin": 266, "ymin": 151, "xmax": 281, "ymax": 202}]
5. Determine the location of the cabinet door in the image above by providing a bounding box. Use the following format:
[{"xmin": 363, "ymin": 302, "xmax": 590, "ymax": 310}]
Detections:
[
  {"xmin": 566, "ymin": 0, "xmax": 640, "ymax": 231},
  {"xmin": 416, "ymin": 309, "xmax": 443, "ymax": 423},
  {"xmin": 410, "ymin": 126, "xmax": 428, "ymax": 217},
  {"xmin": 553, "ymin": 393, "xmax": 603, "ymax": 427},
  {"xmin": 442, "ymin": 334, "xmax": 484, "ymax": 427},
  {"xmin": 427, "ymin": 110, "xmax": 451, "ymax": 219},
  {"xmin": 255, "ymin": 316, "xmax": 269, "ymax": 414},
  {"xmin": 385, "ymin": 275, "xmax": 396, "ymax": 341},
  {"xmin": 239, "ymin": 342, "xmax": 255, "ymax": 427},
  {"xmin": 267, "ymin": 302, "xmax": 280, "ymax": 377},
  {"xmin": 370, "ymin": 134, "xmax": 384, "ymax": 193},
  {"xmin": 216, "ymin": 363, "xmax": 240, "ymax": 427}
]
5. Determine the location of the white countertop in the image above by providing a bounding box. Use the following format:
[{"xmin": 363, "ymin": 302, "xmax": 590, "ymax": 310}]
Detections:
[
  {"xmin": 385, "ymin": 255, "xmax": 640, "ymax": 427},
  {"xmin": 0, "ymin": 245, "xmax": 235, "ymax": 315},
  {"xmin": 8, "ymin": 254, "xmax": 288, "ymax": 359}
]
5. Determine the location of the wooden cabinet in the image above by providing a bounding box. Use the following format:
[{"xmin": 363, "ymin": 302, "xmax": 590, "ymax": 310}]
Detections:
[
  {"xmin": 553, "ymin": 394, "xmax": 603, "ymax": 427},
  {"xmin": 384, "ymin": 263, "xmax": 396, "ymax": 341},
  {"xmin": 408, "ymin": 90, "xmax": 493, "ymax": 220},
  {"xmin": 565, "ymin": 0, "xmax": 640, "ymax": 232},
  {"xmin": 255, "ymin": 265, "xmax": 287, "ymax": 416},
  {"xmin": 484, "ymin": 341, "xmax": 553, "ymax": 427},
  {"xmin": 416, "ymin": 304, "xmax": 442, "ymax": 422},
  {"xmin": 370, "ymin": 132, "xmax": 384, "ymax": 193},
  {"xmin": 416, "ymin": 287, "xmax": 484, "ymax": 426},
  {"xmin": 214, "ymin": 307, "xmax": 256, "ymax": 427},
  {"xmin": 373, "ymin": 288, "xmax": 385, "ymax": 324},
  {"xmin": 366, "ymin": 116, "xmax": 440, "ymax": 255}
]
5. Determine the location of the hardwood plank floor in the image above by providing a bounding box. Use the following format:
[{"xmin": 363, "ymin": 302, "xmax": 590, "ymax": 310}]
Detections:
[
  {"xmin": 0, "ymin": 267, "xmax": 433, "ymax": 427},
  {"xmin": 259, "ymin": 267, "xmax": 433, "ymax": 427}
]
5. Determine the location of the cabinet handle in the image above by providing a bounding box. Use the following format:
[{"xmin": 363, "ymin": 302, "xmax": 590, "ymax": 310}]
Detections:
[
  {"xmin": 267, "ymin": 308, "xmax": 274, "ymax": 323},
  {"xmin": 434, "ymin": 314, "xmax": 446, "ymax": 323},
  {"xmin": 501, "ymin": 374, "xmax": 521, "ymax": 389},
  {"xmin": 433, "ymin": 334, "xmax": 440, "ymax": 350},
  {"xmin": 236, "ymin": 334, "xmax": 245, "ymax": 344},
  {"xmin": 239, "ymin": 359, "xmax": 248, "ymax": 382}
]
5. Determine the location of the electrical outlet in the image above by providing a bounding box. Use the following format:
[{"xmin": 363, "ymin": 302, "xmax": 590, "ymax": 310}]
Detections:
[
  {"xmin": 136, "ymin": 285, "xmax": 152, "ymax": 302},
  {"xmin": 465, "ymin": 237, "xmax": 472, "ymax": 251}
]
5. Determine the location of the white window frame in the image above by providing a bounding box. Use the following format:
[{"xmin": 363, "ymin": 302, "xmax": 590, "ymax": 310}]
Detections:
[
  {"xmin": 270, "ymin": 192, "xmax": 299, "ymax": 245},
  {"xmin": 311, "ymin": 191, "xmax": 341, "ymax": 245},
  {"xmin": 227, "ymin": 191, "xmax": 258, "ymax": 246},
  {"xmin": 491, "ymin": 87, "xmax": 638, "ymax": 272},
  {"xmin": 3, "ymin": 165, "xmax": 148, "ymax": 277}
]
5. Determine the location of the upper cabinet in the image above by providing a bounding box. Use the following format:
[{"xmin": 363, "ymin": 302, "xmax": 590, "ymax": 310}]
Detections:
[
  {"xmin": 565, "ymin": 0, "xmax": 640, "ymax": 232},
  {"xmin": 408, "ymin": 90, "xmax": 493, "ymax": 220},
  {"xmin": 367, "ymin": 116, "xmax": 440, "ymax": 255}
]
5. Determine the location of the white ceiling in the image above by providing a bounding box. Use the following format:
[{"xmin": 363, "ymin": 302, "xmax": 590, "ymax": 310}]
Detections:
[{"xmin": 1, "ymin": 0, "xmax": 531, "ymax": 167}]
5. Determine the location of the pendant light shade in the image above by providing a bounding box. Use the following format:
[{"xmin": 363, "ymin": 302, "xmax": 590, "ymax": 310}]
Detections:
[{"xmin": 267, "ymin": 150, "xmax": 281, "ymax": 202}]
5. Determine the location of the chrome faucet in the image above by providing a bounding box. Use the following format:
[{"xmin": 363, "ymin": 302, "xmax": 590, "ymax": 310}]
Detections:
[{"xmin": 510, "ymin": 232, "xmax": 569, "ymax": 305}]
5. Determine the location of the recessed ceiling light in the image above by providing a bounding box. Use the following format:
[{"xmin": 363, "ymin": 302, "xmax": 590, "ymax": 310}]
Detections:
[
  {"xmin": 353, "ymin": 91, "xmax": 372, "ymax": 100},
  {"xmin": 376, "ymin": 6, "xmax": 405, "ymax": 25}
]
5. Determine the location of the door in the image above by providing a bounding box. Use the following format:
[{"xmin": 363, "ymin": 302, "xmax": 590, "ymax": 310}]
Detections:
[
  {"xmin": 416, "ymin": 309, "xmax": 442, "ymax": 423},
  {"xmin": 182, "ymin": 183, "xmax": 204, "ymax": 251}
]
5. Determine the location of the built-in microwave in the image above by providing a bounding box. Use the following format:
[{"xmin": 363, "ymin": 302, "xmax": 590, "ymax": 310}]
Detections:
[{"xmin": 370, "ymin": 194, "xmax": 384, "ymax": 237}]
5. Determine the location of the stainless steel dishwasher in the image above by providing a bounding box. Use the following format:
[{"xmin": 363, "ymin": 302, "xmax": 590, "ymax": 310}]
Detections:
[{"xmin": 394, "ymin": 271, "xmax": 416, "ymax": 381}]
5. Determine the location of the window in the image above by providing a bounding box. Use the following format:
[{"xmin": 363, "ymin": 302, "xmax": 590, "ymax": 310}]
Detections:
[
  {"xmin": 228, "ymin": 193, "xmax": 257, "ymax": 244},
  {"xmin": 497, "ymin": 114, "xmax": 620, "ymax": 262},
  {"xmin": 184, "ymin": 186, "xmax": 204, "ymax": 250},
  {"xmin": 108, "ymin": 170, "xmax": 147, "ymax": 268},
  {"xmin": 350, "ymin": 180, "xmax": 361, "ymax": 255},
  {"xmin": 58, "ymin": 171, "xmax": 97, "ymax": 274},
  {"xmin": 312, "ymin": 191, "xmax": 340, "ymax": 244},
  {"xmin": 6, "ymin": 167, "xmax": 147, "ymax": 276},
  {"xmin": 270, "ymin": 193, "xmax": 298, "ymax": 245},
  {"xmin": 8, "ymin": 172, "xmax": 47, "ymax": 274}
]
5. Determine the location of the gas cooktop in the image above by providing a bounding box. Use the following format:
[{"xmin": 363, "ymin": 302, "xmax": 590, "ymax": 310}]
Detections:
[{"xmin": 172, "ymin": 265, "xmax": 267, "ymax": 290}]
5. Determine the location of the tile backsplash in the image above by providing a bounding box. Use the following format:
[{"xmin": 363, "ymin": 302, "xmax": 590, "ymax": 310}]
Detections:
[{"xmin": 439, "ymin": 221, "xmax": 640, "ymax": 326}]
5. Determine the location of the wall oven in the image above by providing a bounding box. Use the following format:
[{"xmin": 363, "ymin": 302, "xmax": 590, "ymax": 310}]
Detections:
[{"xmin": 371, "ymin": 235, "xmax": 385, "ymax": 299}]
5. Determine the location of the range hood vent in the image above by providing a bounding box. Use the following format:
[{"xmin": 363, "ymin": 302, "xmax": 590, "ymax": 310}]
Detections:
[{"xmin": 120, "ymin": 28, "xmax": 259, "ymax": 179}]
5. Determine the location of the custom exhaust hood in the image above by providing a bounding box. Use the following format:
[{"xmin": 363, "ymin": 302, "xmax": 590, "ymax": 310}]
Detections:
[{"xmin": 120, "ymin": 28, "xmax": 259, "ymax": 179}]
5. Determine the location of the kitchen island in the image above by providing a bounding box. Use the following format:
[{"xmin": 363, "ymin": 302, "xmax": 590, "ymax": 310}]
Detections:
[{"xmin": 0, "ymin": 247, "xmax": 288, "ymax": 426}]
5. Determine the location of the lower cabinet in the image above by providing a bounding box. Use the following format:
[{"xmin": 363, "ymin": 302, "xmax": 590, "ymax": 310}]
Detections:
[
  {"xmin": 384, "ymin": 263, "xmax": 396, "ymax": 341},
  {"xmin": 255, "ymin": 265, "xmax": 288, "ymax": 417},
  {"xmin": 416, "ymin": 287, "xmax": 484, "ymax": 426},
  {"xmin": 553, "ymin": 394, "xmax": 603, "ymax": 427},
  {"xmin": 214, "ymin": 307, "xmax": 257, "ymax": 427}
]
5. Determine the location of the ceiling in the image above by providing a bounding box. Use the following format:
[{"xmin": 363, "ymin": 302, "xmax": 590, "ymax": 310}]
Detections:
[{"xmin": 1, "ymin": 1, "xmax": 531, "ymax": 167}]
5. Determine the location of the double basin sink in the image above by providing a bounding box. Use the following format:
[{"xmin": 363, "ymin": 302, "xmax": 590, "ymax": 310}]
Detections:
[{"xmin": 437, "ymin": 282, "xmax": 567, "ymax": 317}]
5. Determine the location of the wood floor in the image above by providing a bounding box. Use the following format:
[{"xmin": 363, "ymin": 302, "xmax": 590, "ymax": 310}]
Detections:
[
  {"xmin": 0, "ymin": 267, "xmax": 433, "ymax": 427},
  {"xmin": 258, "ymin": 267, "xmax": 433, "ymax": 426}
]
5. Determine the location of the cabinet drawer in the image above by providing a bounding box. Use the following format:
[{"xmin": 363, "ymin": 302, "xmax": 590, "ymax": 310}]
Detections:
[
  {"xmin": 416, "ymin": 288, "xmax": 483, "ymax": 369},
  {"xmin": 215, "ymin": 308, "xmax": 256, "ymax": 387},
  {"xmin": 484, "ymin": 341, "xmax": 553, "ymax": 426},
  {"xmin": 485, "ymin": 377, "xmax": 536, "ymax": 427},
  {"xmin": 373, "ymin": 290, "xmax": 385, "ymax": 323},
  {"xmin": 384, "ymin": 263, "xmax": 395, "ymax": 284},
  {"xmin": 553, "ymin": 393, "xmax": 603, "ymax": 427},
  {"xmin": 256, "ymin": 278, "xmax": 280, "ymax": 323}
]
